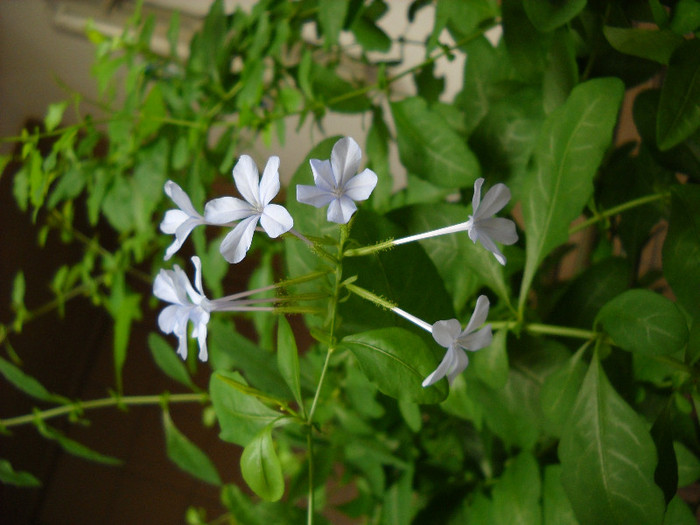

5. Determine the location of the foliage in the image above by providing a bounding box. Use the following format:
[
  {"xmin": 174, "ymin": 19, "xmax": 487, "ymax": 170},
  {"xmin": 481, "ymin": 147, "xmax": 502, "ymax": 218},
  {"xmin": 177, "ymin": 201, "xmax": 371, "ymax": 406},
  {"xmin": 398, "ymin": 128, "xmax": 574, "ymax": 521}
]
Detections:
[{"xmin": 2, "ymin": 0, "xmax": 700, "ymax": 523}]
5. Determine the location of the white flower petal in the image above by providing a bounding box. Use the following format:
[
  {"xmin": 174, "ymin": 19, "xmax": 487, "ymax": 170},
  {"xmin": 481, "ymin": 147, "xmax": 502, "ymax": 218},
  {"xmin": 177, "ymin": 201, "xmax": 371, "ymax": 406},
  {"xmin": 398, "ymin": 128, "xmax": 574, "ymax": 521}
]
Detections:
[
  {"xmin": 422, "ymin": 346, "xmax": 458, "ymax": 387},
  {"xmin": 219, "ymin": 215, "xmax": 260, "ymax": 264},
  {"xmin": 259, "ymin": 156, "xmax": 281, "ymax": 206},
  {"xmin": 296, "ymin": 184, "xmax": 336, "ymax": 208},
  {"xmin": 432, "ymin": 319, "xmax": 462, "ymax": 348},
  {"xmin": 260, "ymin": 204, "xmax": 293, "ymax": 238},
  {"xmin": 343, "ymin": 169, "xmax": 378, "ymax": 202},
  {"xmin": 463, "ymin": 295, "xmax": 490, "ymax": 334},
  {"xmin": 158, "ymin": 304, "xmax": 189, "ymax": 334},
  {"xmin": 458, "ymin": 325, "xmax": 493, "ymax": 352},
  {"xmin": 475, "ymin": 183, "xmax": 511, "ymax": 219},
  {"xmin": 331, "ymin": 137, "xmax": 362, "ymax": 187},
  {"xmin": 204, "ymin": 196, "xmax": 255, "ymax": 224},
  {"xmin": 446, "ymin": 350, "xmax": 469, "ymax": 385},
  {"xmin": 310, "ymin": 159, "xmax": 336, "ymax": 192},
  {"xmin": 472, "ymin": 178, "xmax": 484, "ymax": 213},
  {"xmin": 164, "ymin": 180, "xmax": 199, "ymax": 217},
  {"xmin": 153, "ymin": 270, "xmax": 181, "ymax": 304},
  {"xmin": 477, "ymin": 217, "xmax": 518, "ymax": 245},
  {"xmin": 160, "ymin": 209, "xmax": 189, "ymax": 234},
  {"xmin": 196, "ymin": 321, "xmax": 209, "ymax": 361},
  {"xmin": 476, "ymin": 232, "xmax": 507, "ymax": 265},
  {"xmin": 232, "ymin": 155, "xmax": 261, "ymax": 206}
]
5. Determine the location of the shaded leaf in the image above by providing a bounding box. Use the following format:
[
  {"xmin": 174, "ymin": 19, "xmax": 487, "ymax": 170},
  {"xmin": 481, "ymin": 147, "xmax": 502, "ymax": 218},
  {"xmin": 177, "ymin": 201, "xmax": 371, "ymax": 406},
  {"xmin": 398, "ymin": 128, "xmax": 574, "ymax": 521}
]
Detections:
[
  {"xmin": 663, "ymin": 185, "xmax": 700, "ymax": 319},
  {"xmin": 340, "ymin": 328, "xmax": 448, "ymax": 404},
  {"xmin": 148, "ymin": 333, "xmax": 195, "ymax": 389},
  {"xmin": 209, "ymin": 371, "xmax": 281, "ymax": 447},
  {"xmin": 657, "ymin": 39, "xmax": 700, "ymax": 150},
  {"xmin": 277, "ymin": 316, "xmax": 303, "ymax": 409},
  {"xmin": 558, "ymin": 356, "xmax": 666, "ymax": 525},
  {"xmin": 492, "ymin": 452, "xmax": 541, "ymax": 525},
  {"xmin": 163, "ymin": 410, "xmax": 221, "ymax": 485},
  {"xmin": 597, "ymin": 289, "xmax": 688, "ymax": 356},
  {"xmin": 0, "ymin": 459, "xmax": 40, "ymax": 487},
  {"xmin": 523, "ymin": 0, "xmax": 586, "ymax": 32}
]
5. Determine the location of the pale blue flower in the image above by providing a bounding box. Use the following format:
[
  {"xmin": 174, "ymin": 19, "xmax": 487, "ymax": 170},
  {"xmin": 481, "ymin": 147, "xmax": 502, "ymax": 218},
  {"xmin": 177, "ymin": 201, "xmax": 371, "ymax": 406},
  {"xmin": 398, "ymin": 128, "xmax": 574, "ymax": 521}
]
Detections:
[
  {"xmin": 160, "ymin": 181, "xmax": 207, "ymax": 260},
  {"xmin": 422, "ymin": 295, "xmax": 492, "ymax": 387},
  {"xmin": 205, "ymin": 155, "xmax": 293, "ymax": 263},
  {"xmin": 297, "ymin": 137, "xmax": 378, "ymax": 224},
  {"xmin": 153, "ymin": 256, "xmax": 212, "ymax": 361}
]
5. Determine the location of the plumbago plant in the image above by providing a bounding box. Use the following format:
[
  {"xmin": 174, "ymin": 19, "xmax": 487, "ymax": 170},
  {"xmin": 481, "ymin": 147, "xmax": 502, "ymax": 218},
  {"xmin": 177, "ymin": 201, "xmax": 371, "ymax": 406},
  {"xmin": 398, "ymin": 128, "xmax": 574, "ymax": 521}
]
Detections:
[{"xmin": 2, "ymin": 0, "xmax": 700, "ymax": 523}]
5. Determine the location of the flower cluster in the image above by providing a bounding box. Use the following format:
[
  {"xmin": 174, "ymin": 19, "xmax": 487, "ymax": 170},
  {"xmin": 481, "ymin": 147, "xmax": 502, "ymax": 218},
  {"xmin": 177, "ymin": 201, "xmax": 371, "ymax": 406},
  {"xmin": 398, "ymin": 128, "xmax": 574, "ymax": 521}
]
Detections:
[{"xmin": 153, "ymin": 136, "xmax": 518, "ymax": 388}]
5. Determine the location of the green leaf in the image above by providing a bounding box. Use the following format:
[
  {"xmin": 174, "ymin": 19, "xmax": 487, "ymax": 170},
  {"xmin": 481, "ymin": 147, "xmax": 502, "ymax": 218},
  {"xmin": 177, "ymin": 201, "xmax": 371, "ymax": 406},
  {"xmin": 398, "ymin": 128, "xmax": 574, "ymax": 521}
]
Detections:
[
  {"xmin": 209, "ymin": 371, "xmax": 281, "ymax": 447},
  {"xmin": 310, "ymin": 63, "xmax": 371, "ymax": 113},
  {"xmin": 663, "ymin": 495, "xmax": 696, "ymax": 525},
  {"xmin": 105, "ymin": 273, "xmax": 142, "ymax": 393},
  {"xmin": 540, "ymin": 345, "xmax": 587, "ymax": 437},
  {"xmin": 674, "ymin": 441, "xmax": 700, "ymax": 487},
  {"xmin": 0, "ymin": 356, "xmax": 67, "ymax": 404},
  {"xmin": 502, "ymin": 0, "xmax": 550, "ymax": 80},
  {"xmin": 47, "ymin": 165, "xmax": 86, "ymax": 208},
  {"xmin": 519, "ymin": 78, "xmax": 625, "ymax": 312},
  {"xmin": 663, "ymin": 185, "xmax": 700, "ymax": 319},
  {"xmin": 365, "ymin": 106, "xmax": 392, "ymax": 211},
  {"xmin": 523, "ymin": 0, "xmax": 586, "ymax": 32},
  {"xmin": 380, "ymin": 468, "xmax": 414, "ymax": 525},
  {"xmin": 550, "ymin": 257, "xmax": 631, "ymax": 329},
  {"xmin": 44, "ymin": 101, "xmax": 68, "ymax": 132},
  {"xmin": 603, "ymin": 27, "xmax": 684, "ymax": 65},
  {"xmin": 163, "ymin": 410, "xmax": 221, "ymax": 485},
  {"xmin": 240, "ymin": 424, "xmax": 284, "ymax": 502},
  {"xmin": 391, "ymin": 96, "xmax": 480, "ymax": 188},
  {"xmin": 38, "ymin": 423, "xmax": 122, "ymax": 466},
  {"xmin": 277, "ymin": 317, "xmax": 303, "ymax": 409},
  {"xmin": 596, "ymin": 289, "xmax": 688, "ymax": 356},
  {"xmin": 492, "ymin": 452, "xmax": 542, "ymax": 525},
  {"xmin": 543, "ymin": 465, "xmax": 578, "ymax": 525},
  {"xmin": 657, "ymin": 39, "xmax": 700, "ymax": 150},
  {"xmin": 319, "ymin": 0, "xmax": 349, "ymax": 47},
  {"xmin": 148, "ymin": 333, "xmax": 195, "ymax": 389},
  {"xmin": 470, "ymin": 329, "xmax": 508, "ymax": 389},
  {"xmin": 543, "ymin": 28, "xmax": 578, "ymax": 113},
  {"xmin": 558, "ymin": 356, "xmax": 666, "ymax": 525},
  {"xmin": 351, "ymin": 15, "xmax": 391, "ymax": 52},
  {"xmin": 0, "ymin": 459, "xmax": 40, "ymax": 487},
  {"xmin": 670, "ymin": 0, "xmax": 700, "ymax": 35},
  {"xmin": 340, "ymin": 327, "xmax": 448, "ymax": 404},
  {"xmin": 208, "ymin": 319, "xmax": 290, "ymax": 399}
]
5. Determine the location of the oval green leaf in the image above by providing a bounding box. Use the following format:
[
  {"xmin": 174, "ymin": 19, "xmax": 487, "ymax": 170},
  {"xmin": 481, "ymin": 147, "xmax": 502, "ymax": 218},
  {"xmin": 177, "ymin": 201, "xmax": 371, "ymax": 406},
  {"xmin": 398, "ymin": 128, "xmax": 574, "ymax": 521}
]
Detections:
[
  {"xmin": 341, "ymin": 327, "xmax": 448, "ymax": 404},
  {"xmin": 240, "ymin": 424, "xmax": 284, "ymax": 502},
  {"xmin": 597, "ymin": 289, "xmax": 688, "ymax": 356}
]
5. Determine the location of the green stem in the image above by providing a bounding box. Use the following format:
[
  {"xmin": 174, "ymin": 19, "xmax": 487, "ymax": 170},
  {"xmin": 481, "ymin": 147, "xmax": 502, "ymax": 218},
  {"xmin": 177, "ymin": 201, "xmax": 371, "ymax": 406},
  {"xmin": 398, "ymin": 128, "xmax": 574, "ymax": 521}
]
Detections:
[
  {"xmin": 0, "ymin": 393, "xmax": 207, "ymax": 429},
  {"xmin": 490, "ymin": 320, "xmax": 598, "ymax": 340},
  {"xmin": 307, "ymin": 431, "xmax": 314, "ymax": 525},
  {"xmin": 569, "ymin": 192, "xmax": 668, "ymax": 234},
  {"xmin": 305, "ymin": 225, "xmax": 349, "ymax": 525}
]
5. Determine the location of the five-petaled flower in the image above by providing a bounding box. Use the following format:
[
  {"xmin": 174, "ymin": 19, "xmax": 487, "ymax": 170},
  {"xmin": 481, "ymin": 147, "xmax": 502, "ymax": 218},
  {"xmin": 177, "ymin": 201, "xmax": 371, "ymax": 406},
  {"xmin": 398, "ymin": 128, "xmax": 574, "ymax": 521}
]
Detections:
[
  {"xmin": 205, "ymin": 155, "xmax": 294, "ymax": 264},
  {"xmin": 297, "ymin": 136, "xmax": 378, "ymax": 224},
  {"xmin": 422, "ymin": 295, "xmax": 493, "ymax": 387},
  {"xmin": 153, "ymin": 256, "xmax": 212, "ymax": 361},
  {"xmin": 465, "ymin": 178, "xmax": 518, "ymax": 266},
  {"xmin": 160, "ymin": 181, "xmax": 208, "ymax": 260}
]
